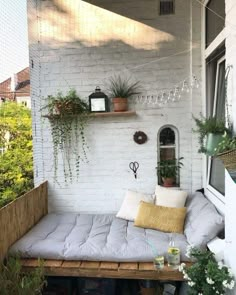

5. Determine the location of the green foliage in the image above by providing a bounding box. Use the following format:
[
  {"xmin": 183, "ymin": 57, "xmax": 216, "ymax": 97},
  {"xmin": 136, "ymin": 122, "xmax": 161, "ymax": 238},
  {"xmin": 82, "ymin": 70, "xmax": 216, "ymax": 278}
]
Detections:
[
  {"xmin": 108, "ymin": 75, "xmax": 141, "ymax": 99},
  {"xmin": 214, "ymin": 134, "xmax": 236, "ymax": 155},
  {"xmin": 42, "ymin": 89, "xmax": 90, "ymax": 183},
  {"xmin": 193, "ymin": 114, "xmax": 230, "ymax": 153},
  {"xmin": 0, "ymin": 102, "xmax": 33, "ymax": 208},
  {"xmin": 0, "ymin": 256, "xmax": 46, "ymax": 295},
  {"xmin": 156, "ymin": 157, "xmax": 184, "ymax": 178},
  {"xmin": 179, "ymin": 247, "xmax": 235, "ymax": 295}
]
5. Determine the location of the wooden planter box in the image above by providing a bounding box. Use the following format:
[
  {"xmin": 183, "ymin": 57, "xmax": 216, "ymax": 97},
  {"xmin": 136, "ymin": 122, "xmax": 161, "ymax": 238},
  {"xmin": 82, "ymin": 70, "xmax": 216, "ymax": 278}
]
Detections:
[{"xmin": 0, "ymin": 181, "xmax": 48, "ymax": 262}]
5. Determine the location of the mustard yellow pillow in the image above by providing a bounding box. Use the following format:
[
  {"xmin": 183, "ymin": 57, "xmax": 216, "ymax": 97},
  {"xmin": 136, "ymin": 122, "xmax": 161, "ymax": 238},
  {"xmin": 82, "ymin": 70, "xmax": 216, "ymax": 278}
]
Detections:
[{"xmin": 134, "ymin": 201, "xmax": 187, "ymax": 234}]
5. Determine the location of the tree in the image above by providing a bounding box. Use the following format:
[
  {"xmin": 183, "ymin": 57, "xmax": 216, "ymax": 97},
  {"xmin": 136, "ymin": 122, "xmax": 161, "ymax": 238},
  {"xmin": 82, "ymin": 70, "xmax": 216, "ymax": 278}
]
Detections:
[{"xmin": 0, "ymin": 102, "xmax": 33, "ymax": 207}]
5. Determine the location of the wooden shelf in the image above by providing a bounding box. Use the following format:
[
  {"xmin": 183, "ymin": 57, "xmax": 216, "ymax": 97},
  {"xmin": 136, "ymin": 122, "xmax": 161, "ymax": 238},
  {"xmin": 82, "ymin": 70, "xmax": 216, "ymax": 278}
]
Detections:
[
  {"xmin": 90, "ymin": 111, "xmax": 136, "ymax": 117},
  {"xmin": 42, "ymin": 111, "xmax": 136, "ymax": 119}
]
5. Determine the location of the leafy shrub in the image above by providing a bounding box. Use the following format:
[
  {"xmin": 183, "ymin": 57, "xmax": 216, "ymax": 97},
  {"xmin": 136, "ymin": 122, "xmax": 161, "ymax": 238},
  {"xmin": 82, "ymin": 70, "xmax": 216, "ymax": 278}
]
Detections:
[
  {"xmin": 0, "ymin": 102, "xmax": 33, "ymax": 208},
  {"xmin": 0, "ymin": 256, "xmax": 46, "ymax": 295}
]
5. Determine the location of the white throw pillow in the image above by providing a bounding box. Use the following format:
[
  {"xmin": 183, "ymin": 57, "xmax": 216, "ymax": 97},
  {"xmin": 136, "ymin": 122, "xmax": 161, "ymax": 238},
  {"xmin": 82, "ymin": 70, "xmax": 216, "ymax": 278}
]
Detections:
[
  {"xmin": 155, "ymin": 185, "xmax": 188, "ymax": 208},
  {"xmin": 116, "ymin": 190, "xmax": 154, "ymax": 221}
]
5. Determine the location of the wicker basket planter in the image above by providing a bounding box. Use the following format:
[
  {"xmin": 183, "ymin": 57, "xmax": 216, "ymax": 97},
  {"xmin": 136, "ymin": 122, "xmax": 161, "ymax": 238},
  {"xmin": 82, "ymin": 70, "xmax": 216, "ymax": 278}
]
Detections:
[{"xmin": 217, "ymin": 149, "xmax": 236, "ymax": 170}]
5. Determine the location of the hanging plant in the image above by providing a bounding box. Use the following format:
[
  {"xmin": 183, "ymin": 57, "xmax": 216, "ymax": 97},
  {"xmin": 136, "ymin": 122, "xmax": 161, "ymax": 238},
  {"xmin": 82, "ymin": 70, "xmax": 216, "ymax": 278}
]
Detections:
[{"xmin": 41, "ymin": 89, "xmax": 90, "ymax": 183}]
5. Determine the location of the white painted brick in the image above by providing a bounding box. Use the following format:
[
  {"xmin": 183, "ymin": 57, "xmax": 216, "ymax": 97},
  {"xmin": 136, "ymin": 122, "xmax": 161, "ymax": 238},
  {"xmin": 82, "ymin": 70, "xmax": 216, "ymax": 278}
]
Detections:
[{"xmin": 28, "ymin": 0, "xmax": 202, "ymax": 213}]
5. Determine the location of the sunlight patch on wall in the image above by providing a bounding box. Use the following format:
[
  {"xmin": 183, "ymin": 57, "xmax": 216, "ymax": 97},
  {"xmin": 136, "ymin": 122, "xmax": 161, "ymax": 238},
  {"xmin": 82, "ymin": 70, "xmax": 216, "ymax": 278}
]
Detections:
[{"xmin": 38, "ymin": 0, "xmax": 175, "ymax": 49}]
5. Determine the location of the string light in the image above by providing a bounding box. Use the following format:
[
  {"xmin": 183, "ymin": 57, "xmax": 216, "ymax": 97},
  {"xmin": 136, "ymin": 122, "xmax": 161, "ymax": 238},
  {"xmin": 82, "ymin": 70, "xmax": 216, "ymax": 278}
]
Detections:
[{"xmin": 135, "ymin": 74, "xmax": 200, "ymax": 106}]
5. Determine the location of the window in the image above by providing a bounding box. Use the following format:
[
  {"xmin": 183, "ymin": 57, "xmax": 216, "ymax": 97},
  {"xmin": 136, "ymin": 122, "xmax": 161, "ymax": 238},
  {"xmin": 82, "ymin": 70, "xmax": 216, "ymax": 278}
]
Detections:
[
  {"xmin": 159, "ymin": 0, "xmax": 175, "ymax": 15},
  {"xmin": 206, "ymin": 0, "xmax": 225, "ymax": 48},
  {"xmin": 204, "ymin": 0, "xmax": 226, "ymax": 203},
  {"xmin": 158, "ymin": 126, "xmax": 179, "ymax": 185}
]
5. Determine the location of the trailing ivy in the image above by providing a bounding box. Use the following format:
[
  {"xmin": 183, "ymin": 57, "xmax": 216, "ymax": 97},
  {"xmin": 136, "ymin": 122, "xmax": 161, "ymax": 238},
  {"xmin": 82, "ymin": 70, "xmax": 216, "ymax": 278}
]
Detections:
[{"xmin": 42, "ymin": 89, "xmax": 90, "ymax": 183}]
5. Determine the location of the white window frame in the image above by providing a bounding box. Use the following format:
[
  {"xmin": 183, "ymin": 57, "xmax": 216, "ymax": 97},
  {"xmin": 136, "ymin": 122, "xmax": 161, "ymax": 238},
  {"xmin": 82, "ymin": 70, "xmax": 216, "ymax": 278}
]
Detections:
[{"xmin": 203, "ymin": 0, "xmax": 226, "ymax": 213}]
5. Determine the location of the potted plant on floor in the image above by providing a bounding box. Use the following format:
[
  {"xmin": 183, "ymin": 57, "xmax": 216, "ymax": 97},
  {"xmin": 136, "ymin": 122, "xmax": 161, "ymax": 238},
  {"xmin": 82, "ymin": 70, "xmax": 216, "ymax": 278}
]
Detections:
[
  {"xmin": 107, "ymin": 75, "xmax": 141, "ymax": 112},
  {"xmin": 41, "ymin": 88, "xmax": 90, "ymax": 183},
  {"xmin": 156, "ymin": 157, "xmax": 184, "ymax": 187},
  {"xmin": 0, "ymin": 256, "xmax": 46, "ymax": 294},
  {"xmin": 179, "ymin": 246, "xmax": 235, "ymax": 295},
  {"xmin": 193, "ymin": 114, "xmax": 231, "ymax": 155}
]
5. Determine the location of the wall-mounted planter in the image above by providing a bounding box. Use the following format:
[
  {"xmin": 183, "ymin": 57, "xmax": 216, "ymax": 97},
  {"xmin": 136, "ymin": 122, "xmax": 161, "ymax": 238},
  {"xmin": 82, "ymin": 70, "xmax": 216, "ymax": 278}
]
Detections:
[
  {"xmin": 206, "ymin": 133, "xmax": 224, "ymax": 156},
  {"xmin": 217, "ymin": 149, "xmax": 236, "ymax": 183}
]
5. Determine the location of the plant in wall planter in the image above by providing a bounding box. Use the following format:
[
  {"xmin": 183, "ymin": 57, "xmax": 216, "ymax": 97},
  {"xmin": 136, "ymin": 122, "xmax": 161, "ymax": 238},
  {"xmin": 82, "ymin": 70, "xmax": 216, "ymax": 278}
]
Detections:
[
  {"xmin": 214, "ymin": 135, "xmax": 236, "ymax": 182},
  {"xmin": 156, "ymin": 157, "xmax": 184, "ymax": 187},
  {"xmin": 42, "ymin": 89, "xmax": 90, "ymax": 183},
  {"xmin": 107, "ymin": 75, "xmax": 141, "ymax": 112},
  {"xmin": 193, "ymin": 114, "xmax": 231, "ymax": 155}
]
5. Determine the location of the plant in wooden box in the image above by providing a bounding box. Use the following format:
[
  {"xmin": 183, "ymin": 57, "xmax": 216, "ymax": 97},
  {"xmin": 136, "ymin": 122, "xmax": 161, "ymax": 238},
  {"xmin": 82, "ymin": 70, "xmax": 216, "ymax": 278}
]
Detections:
[
  {"xmin": 0, "ymin": 256, "xmax": 46, "ymax": 295},
  {"xmin": 42, "ymin": 89, "xmax": 90, "ymax": 183},
  {"xmin": 193, "ymin": 114, "xmax": 231, "ymax": 155},
  {"xmin": 156, "ymin": 157, "xmax": 183, "ymax": 187},
  {"xmin": 108, "ymin": 75, "xmax": 141, "ymax": 112}
]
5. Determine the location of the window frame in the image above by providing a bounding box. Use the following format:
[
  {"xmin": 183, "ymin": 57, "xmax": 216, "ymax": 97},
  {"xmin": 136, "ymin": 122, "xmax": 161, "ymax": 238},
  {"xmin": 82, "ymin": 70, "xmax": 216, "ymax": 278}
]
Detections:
[{"xmin": 203, "ymin": 0, "xmax": 226, "ymax": 212}]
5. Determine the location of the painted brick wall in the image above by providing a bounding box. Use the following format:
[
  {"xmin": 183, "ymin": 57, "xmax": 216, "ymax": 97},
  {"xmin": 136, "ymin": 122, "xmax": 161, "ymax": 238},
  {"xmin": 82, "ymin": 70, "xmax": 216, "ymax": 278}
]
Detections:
[{"xmin": 28, "ymin": 0, "xmax": 202, "ymax": 213}]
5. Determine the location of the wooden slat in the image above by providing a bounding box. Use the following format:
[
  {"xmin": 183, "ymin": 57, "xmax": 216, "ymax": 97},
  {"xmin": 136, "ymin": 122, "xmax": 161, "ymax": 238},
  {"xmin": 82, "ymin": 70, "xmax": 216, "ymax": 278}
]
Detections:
[
  {"xmin": 62, "ymin": 261, "xmax": 82, "ymax": 268},
  {"xmin": 119, "ymin": 262, "xmax": 138, "ymax": 270},
  {"xmin": 139, "ymin": 262, "xmax": 155, "ymax": 271},
  {"xmin": 43, "ymin": 260, "xmax": 63, "ymax": 267},
  {"xmin": 0, "ymin": 181, "xmax": 48, "ymax": 262},
  {"xmin": 80, "ymin": 261, "xmax": 100, "ymax": 269},
  {"xmin": 100, "ymin": 262, "xmax": 119, "ymax": 270}
]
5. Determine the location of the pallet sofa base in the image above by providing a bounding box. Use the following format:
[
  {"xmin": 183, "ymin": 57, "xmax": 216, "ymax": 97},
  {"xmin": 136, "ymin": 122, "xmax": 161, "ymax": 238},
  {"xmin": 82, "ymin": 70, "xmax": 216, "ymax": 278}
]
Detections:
[{"xmin": 20, "ymin": 259, "xmax": 190, "ymax": 281}]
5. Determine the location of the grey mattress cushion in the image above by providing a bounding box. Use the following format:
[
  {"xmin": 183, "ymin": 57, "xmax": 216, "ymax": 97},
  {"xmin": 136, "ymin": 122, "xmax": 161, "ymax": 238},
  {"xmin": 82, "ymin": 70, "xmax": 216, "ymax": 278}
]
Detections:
[
  {"xmin": 184, "ymin": 192, "xmax": 224, "ymax": 247},
  {"xmin": 9, "ymin": 213, "xmax": 189, "ymax": 262}
]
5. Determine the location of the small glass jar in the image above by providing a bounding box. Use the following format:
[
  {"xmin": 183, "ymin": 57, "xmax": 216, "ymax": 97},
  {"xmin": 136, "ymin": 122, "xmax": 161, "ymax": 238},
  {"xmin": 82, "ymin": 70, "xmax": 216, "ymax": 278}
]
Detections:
[
  {"xmin": 153, "ymin": 255, "xmax": 165, "ymax": 269},
  {"xmin": 167, "ymin": 247, "xmax": 180, "ymax": 269}
]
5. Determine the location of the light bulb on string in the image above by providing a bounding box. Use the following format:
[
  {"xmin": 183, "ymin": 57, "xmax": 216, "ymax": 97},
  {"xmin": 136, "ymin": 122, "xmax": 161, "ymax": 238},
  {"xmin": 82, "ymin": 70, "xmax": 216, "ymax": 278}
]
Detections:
[
  {"xmin": 193, "ymin": 75, "xmax": 199, "ymax": 88},
  {"xmin": 182, "ymin": 80, "xmax": 189, "ymax": 92}
]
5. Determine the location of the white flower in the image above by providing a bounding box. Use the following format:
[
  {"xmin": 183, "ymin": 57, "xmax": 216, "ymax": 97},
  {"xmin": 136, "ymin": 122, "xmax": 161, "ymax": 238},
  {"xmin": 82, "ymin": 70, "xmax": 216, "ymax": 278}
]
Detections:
[
  {"xmin": 198, "ymin": 293, "xmax": 203, "ymax": 295},
  {"xmin": 228, "ymin": 268, "xmax": 234, "ymax": 277},
  {"xmin": 179, "ymin": 263, "xmax": 186, "ymax": 272},
  {"xmin": 183, "ymin": 274, "xmax": 189, "ymax": 280},
  {"xmin": 188, "ymin": 281, "xmax": 195, "ymax": 287},
  {"xmin": 218, "ymin": 261, "xmax": 223, "ymax": 269},
  {"xmin": 186, "ymin": 245, "xmax": 194, "ymax": 258},
  {"xmin": 223, "ymin": 280, "xmax": 235, "ymax": 290},
  {"xmin": 206, "ymin": 277, "xmax": 214, "ymax": 285}
]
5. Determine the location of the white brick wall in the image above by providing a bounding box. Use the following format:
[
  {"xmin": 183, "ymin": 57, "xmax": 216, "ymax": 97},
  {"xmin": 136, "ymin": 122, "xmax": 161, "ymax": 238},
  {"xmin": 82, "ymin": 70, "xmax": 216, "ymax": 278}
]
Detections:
[{"xmin": 28, "ymin": 0, "xmax": 202, "ymax": 213}]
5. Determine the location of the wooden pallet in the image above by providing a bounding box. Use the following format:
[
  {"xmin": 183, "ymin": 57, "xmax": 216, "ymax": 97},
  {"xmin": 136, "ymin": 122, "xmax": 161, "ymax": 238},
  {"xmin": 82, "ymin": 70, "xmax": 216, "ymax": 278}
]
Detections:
[{"xmin": 21, "ymin": 259, "xmax": 191, "ymax": 281}]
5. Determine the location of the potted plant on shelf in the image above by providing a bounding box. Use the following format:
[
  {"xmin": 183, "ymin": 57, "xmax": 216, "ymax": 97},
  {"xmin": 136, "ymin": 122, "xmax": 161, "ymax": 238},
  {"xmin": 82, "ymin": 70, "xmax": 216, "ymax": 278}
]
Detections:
[
  {"xmin": 156, "ymin": 157, "xmax": 184, "ymax": 187},
  {"xmin": 41, "ymin": 88, "xmax": 90, "ymax": 183},
  {"xmin": 193, "ymin": 114, "xmax": 231, "ymax": 155},
  {"xmin": 107, "ymin": 75, "xmax": 141, "ymax": 112}
]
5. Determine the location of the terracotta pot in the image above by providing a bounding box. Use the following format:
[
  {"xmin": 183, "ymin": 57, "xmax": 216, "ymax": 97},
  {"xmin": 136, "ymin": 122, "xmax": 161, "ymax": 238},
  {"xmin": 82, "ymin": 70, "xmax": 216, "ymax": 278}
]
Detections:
[
  {"xmin": 112, "ymin": 97, "xmax": 128, "ymax": 112},
  {"xmin": 162, "ymin": 177, "xmax": 175, "ymax": 187}
]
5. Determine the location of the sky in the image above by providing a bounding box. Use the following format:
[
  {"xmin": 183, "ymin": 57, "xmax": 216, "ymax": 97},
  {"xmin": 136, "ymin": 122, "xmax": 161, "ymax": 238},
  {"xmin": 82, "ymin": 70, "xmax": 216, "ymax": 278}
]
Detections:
[{"xmin": 0, "ymin": 0, "xmax": 29, "ymax": 83}]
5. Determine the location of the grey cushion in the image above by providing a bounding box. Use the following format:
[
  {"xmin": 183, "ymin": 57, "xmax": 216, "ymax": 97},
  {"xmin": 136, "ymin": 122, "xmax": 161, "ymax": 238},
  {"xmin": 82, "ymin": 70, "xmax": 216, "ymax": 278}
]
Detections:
[
  {"xmin": 184, "ymin": 192, "xmax": 224, "ymax": 247},
  {"xmin": 9, "ymin": 213, "xmax": 189, "ymax": 262}
]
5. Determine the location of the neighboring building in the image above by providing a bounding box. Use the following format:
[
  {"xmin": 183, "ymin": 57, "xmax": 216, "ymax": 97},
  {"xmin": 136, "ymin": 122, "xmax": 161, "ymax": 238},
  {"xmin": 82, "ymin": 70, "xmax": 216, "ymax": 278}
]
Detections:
[{"xmin": 0, "ymin": 67, "xmax": 31, "ymax": 108}]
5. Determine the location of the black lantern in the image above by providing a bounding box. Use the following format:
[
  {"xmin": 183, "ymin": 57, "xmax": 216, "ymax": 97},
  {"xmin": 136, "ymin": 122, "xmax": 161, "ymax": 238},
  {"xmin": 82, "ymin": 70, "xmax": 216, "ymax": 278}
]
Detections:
[{"xmin": 89, "ymin": 86, "xmax": 109, "ymax": 112}]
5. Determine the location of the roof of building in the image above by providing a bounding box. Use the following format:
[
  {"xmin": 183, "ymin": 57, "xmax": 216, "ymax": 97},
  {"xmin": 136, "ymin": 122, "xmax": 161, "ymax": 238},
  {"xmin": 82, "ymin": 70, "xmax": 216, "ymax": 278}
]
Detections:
[{"xmin": 0, "ymin": 67, "xmax": 30, "ymax": 100}]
